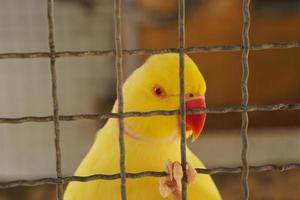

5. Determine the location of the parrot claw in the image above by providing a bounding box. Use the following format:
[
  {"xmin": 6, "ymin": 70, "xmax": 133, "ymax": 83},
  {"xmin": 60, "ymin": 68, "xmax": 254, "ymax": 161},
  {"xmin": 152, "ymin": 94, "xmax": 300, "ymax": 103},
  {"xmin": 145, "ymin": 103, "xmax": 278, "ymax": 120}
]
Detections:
[{"xmin": 159, "ymin": 160, "xmax": 197, "ymax": 200}]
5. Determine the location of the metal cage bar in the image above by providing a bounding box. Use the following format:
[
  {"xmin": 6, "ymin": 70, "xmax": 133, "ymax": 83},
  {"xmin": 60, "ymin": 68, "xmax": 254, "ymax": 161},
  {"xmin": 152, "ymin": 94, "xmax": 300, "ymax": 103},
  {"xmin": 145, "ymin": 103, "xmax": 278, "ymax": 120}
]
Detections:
[
  {"xmin": 241, "ymin": 0, "xmax": 251, "ymax": 199},
  {"xmin": 1, "ymin": 163, "xmax": 300, "ymax": 189},
  {"xmin": 114, "ymin": 0, "xmax": 127, "ymax": 199},
  {"xmin": 1, "ymin": 103, "xmax": 300, "ymax": 124},
  {"xmin": 47, "ymin": 0, "xmax": 63, "ymax": 200},
  {"xmin": 0, "ymin": 41, "xmax": 299, "ymax": 59},
  {"xmin": 178, "ymin": 0, "xmax": 187, "ymax": 199}
]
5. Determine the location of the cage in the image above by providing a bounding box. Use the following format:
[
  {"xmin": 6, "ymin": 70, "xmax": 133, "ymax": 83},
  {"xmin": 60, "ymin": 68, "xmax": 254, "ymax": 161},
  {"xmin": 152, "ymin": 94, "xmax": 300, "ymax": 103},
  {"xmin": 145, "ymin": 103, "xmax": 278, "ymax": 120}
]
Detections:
[{"xmin": 0, "ymin": 0, "xmax": 300, "ymax": 199}]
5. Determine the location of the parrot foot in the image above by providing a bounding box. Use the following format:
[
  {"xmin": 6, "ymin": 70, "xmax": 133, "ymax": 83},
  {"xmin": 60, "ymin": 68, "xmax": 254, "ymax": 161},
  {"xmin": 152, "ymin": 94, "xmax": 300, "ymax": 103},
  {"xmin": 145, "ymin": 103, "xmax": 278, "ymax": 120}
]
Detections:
[{"xmin": 159, "ymin": 160, "xmax": 197, "ymax": 200}]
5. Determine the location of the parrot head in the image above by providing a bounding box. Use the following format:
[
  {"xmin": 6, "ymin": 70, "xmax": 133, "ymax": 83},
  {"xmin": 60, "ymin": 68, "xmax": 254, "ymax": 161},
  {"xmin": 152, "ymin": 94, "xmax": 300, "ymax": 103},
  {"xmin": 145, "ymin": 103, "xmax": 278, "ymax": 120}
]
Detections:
[{"xmin": 117, "ymin": 53, "xmax": 206, "ymax": 143}]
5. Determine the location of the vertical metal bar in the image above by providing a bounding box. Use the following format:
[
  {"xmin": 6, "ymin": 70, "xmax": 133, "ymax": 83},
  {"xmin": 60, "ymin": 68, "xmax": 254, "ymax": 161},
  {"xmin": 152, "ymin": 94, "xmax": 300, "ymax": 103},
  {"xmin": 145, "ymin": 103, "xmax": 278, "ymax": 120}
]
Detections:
[
  {"xmin": 47, "ymin": 0, "xmax": 63, "ymax": 200},
  {"xmin": 241, "ymin": 0, "xmax": 251, "ymax": 199},
  {"xmin": 114, "ymin": 0, "xmax": 127, "ymax": 199},
  {"xmin": 178, "ymin": 0, "xmax": 187, "ymax": 199}
]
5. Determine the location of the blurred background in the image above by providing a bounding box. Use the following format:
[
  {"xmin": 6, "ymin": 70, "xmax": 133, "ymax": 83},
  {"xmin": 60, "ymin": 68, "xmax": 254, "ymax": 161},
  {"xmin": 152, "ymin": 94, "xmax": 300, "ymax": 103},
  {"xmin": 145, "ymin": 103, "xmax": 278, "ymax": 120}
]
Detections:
[{"xmin": 0, "ymin": 0, "xmax": 300, "ymax": 199}]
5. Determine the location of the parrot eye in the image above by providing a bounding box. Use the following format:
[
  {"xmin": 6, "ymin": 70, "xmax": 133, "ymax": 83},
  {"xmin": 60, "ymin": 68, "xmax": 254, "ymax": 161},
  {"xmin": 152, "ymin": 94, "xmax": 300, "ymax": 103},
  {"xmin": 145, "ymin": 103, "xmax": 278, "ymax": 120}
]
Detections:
[
  {"xmin": 189, "ymin": 93, "xmax": 194, "ymax": 98},
  {"xmin": 153, "ymin": 86, "xmax": 166, "ymax": 97}
]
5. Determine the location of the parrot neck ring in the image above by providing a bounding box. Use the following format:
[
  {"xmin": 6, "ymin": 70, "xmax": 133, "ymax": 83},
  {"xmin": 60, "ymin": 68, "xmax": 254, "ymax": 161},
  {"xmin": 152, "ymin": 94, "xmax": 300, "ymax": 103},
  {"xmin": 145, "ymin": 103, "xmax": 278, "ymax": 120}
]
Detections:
[
  {"xmin": 124, "ymin": 125, "xmax": 180, "ymax": 143},
  {"xmin": 124, "ymin": 127, "xmax": 143, "ymax": 140}
]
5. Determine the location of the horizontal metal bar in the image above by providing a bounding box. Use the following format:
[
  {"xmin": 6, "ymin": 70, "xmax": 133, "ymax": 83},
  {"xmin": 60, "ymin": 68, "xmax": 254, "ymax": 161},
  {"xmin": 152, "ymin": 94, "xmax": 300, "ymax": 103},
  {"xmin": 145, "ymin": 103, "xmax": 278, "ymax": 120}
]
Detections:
[
  {"xmin": 0, "ymin": 103, "xmax": 299, "ymax": 124},
  {"xmin": 0, "ymin": 41, "xmax": 299, "ymax": 59},
  {"xmin": 0, "ymin": 163, "xmax": 299, "ymax": 189}
]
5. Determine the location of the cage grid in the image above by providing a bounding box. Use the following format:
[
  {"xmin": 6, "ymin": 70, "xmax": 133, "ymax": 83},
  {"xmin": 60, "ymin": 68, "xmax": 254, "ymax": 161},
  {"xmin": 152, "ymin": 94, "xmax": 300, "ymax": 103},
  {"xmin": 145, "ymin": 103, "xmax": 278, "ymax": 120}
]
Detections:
[{"xmin": 0, "ymin": 0, "xmax": 300, "ymax": 200}]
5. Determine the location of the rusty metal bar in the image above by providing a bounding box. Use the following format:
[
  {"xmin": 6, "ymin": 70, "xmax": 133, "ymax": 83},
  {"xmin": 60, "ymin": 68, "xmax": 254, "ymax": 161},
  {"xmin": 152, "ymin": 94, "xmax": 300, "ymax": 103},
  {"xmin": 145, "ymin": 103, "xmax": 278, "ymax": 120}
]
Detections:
[
  {"xmin": 114, "ymin": 0, "xmax": 127, "ymax": 199},
  {"xmin": 178, "ymin": 0, "xmax": 187, "ymax": 199},
  {"xmin": 1, "ymin": 103, "xmax": 300, "ymax": 124},
  {"xmin": 47, "ymin": 0, "xmax": 63, "ymax": 199},
  {"xmin": 241, "ymin": 0, "xmax": 251, "ymax": 199},
  {"xmin": 0, "ymin": 41, "xmax": 299, "ymax": 59},
  {"xmin": 1, "ymin": 163, "xmax": 299, "ymax": 189}
]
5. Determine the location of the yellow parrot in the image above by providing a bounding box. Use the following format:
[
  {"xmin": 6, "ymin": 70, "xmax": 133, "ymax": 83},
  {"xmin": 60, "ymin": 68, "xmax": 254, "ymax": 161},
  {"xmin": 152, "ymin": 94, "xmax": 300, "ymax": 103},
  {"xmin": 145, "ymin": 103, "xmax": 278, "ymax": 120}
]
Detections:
[{"xmin": 64, "ymin": 53, "xmax": 222, "ymax": 200}]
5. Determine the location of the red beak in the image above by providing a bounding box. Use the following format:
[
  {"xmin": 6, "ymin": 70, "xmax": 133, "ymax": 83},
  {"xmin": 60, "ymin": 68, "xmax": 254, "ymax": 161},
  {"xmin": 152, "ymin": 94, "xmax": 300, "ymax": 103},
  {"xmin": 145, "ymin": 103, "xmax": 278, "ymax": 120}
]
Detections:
[{"xmin": 185, "ymin": 97, "xmax": 206, "ymax": 142}]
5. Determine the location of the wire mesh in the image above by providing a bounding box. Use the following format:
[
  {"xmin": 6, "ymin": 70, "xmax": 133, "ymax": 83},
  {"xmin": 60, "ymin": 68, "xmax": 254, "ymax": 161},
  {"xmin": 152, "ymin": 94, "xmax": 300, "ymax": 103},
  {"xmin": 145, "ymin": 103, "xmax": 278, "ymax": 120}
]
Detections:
[{"xmin": 0, "ymin": 0, "xmax": 299, "ymax": 200}]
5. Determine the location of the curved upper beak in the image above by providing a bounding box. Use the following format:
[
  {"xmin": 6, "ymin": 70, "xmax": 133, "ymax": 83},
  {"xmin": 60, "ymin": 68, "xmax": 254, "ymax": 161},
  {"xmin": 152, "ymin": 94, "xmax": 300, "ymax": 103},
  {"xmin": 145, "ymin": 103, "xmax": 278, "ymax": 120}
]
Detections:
[{"xmin": 185, "ymin": 97, "xmax": 206, "ymax": 142}]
